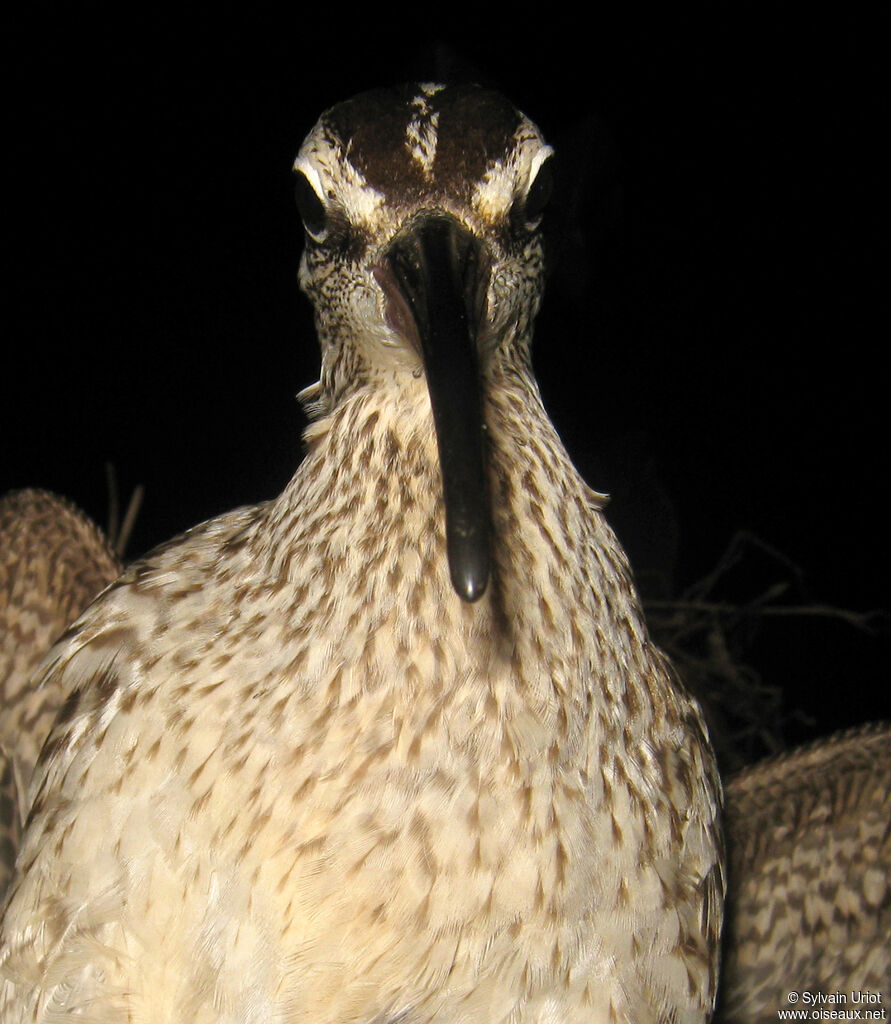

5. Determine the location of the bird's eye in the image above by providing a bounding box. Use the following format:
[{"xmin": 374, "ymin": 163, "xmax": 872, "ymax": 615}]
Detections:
[
  {"xmin": 523, "ymin": 154, "xmax": 555, "ymax": 226},
  {"xmin": 294, "ymin": 171, "xmax": 328, "ymax": 241}
]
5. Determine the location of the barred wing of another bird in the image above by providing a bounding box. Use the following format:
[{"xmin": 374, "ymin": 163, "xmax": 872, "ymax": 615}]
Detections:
[
  {"xmin": 0, "ymin": 755, "xmax": 18, "ymax": 903},
  {"xmin": 0, "ymin": 490, "xmax": 121, "ymax": 897},
  {"xmin": 719, "ymin": 722, "xmax": 891, "ymax": 1023}
]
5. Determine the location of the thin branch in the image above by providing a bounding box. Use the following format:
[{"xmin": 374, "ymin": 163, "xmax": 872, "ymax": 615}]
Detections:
[
  {"xmin": 104, "ymin": 462, "xmax": 144, "ymax": 560},
  {"xmin": 115, "ymin": 485, "xmax": 145, "ymax": 560},
  {"xmin": 644, "ymin": 599, "xmax": 887, "ymax": 632}
]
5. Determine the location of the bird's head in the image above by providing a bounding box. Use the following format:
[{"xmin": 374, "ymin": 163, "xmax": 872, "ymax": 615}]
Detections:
[{"xmin": 294, "ymin": 83, "xmax": 555, "ymax": 603}]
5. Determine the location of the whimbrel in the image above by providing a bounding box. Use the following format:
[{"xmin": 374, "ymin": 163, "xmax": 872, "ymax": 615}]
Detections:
[
  {"xmin": 0, "ymin": 84, "xmax": 724, "ymax": 1023},
  {"xmin": 719, "ymin": 722, "xmax": 890, "ymax": 1022},
  {"xmin": 0, "ymin": 490, "xmax": 121, "ymax": 897}
]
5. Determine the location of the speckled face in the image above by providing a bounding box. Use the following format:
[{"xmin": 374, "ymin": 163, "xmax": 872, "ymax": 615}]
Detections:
[
  {"xmin": 294, "ymin": 83, "xmax": 556, "ymax": 601},
  {"xmin": 293, "ymin": 83, "xmax": 554, "ymax": 404}
]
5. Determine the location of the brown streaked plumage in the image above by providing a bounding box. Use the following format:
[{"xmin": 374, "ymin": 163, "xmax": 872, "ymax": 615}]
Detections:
[
  {"xmin": 0, "ymin": 490, "xmax": 121, "ymax": 898},
  {"xmin": 719, "ymin": 722, "xmax": 890, "ymax": 1022},
  {"xmin": 0, "ymin": 754, "xmax": 17, "ymax": 904},
  {"xmin": 4, "ymin": 494, "xmax": 887, "ymax": 1024},
  {"xmin": 0, "ymin": 85, "xmax": 723, "ymax": 1022}
]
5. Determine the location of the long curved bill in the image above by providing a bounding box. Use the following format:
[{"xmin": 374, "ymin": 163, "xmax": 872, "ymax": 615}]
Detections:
[{"xmin": 385, "ymin": 215, "xmax": 491, "ymax": 602}]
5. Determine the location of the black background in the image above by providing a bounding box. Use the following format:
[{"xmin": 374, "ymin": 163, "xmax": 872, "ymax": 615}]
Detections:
[{"xmin": 6, "ymin": 12, "xmax": 887, "ymax": 750}]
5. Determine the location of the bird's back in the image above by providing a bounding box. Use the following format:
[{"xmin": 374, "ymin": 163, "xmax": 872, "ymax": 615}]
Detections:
[
  {"xmin": 720, "ymin": 723, "xmax": 891, "ymax": 1022},
  {"xmin": 0, "ymin": 490, "xmax": 121, "ymax": 899}
]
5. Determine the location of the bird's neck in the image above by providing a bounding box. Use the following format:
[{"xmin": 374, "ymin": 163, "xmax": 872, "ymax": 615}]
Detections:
[
  {"xmin": 251, "ymin": 368, "xmax": 665, "ymax": 774},
  {"xmin": 263, "ymin": 364, "xmax": 648, "ymax": 663}
]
